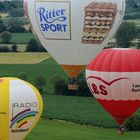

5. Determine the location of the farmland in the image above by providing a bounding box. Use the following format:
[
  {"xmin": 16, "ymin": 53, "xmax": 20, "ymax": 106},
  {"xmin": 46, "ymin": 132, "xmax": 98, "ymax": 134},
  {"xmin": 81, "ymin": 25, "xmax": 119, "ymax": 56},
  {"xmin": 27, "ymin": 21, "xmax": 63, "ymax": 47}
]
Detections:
[
  {"xmin": 0, "ymin": 33, "xmax": 35, "ymax": 44},
  {"xmin": 0, "ymin": 52, "xmax": 49, "ymax": 64}
]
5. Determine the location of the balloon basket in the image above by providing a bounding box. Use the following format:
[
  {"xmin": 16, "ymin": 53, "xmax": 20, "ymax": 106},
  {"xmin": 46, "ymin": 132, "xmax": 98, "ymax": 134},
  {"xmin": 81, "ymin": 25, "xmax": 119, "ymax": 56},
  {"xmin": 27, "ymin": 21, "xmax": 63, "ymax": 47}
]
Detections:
[
  {"xmin": 68, "ymin": 78, "xmax": 79, "ymax": 90},
  {"xmin": 68, "ymin": 84, "xmax": 79, "ymax": 90},
  {"xmin": 117, "ymin": 126, "xmax": 125, "ymax": 135}
]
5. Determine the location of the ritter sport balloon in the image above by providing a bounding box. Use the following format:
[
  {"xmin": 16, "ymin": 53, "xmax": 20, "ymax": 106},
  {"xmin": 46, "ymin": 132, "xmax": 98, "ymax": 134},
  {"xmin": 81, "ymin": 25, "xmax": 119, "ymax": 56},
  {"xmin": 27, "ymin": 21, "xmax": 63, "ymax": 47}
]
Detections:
[
  {"xmin": 86, "ymin": 48, "xmax": 140, "ymax": 126},
  {"xmin": 26, "ymin": 0, "xmax": 125, "ymax": 88},
  {"xmin": 0, "ymin": 77, "xmax": 43, "ymax": 140}
]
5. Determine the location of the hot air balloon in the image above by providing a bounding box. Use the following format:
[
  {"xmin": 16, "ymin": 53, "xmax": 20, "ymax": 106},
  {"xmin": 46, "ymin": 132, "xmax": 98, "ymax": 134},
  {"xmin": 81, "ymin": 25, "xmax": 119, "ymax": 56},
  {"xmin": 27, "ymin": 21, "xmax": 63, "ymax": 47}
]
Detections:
[
  {"xmin": 0, "ymin": 77, "xmax": 43, "ymax": 140},
  {"xmin": 26, "ymin": 0, "xmax": 125, "ymax": 90},
  {"xmin": 86, "ymin": 48, "xmax": 140, "ymax": 128}
]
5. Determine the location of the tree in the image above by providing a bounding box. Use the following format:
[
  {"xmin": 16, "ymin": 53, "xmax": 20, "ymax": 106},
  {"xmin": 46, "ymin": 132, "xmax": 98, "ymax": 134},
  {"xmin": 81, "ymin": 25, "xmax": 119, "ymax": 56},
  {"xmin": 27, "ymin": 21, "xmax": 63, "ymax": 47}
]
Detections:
[
  {"xmin": 7, "ymin": 18, "xmax": 27, "ymax": 33},
  {"xmin": 11, "ymin": 44, "xmax": 18, "ymax": 52},
  {"xmin": 26, "ymin": 39, "xmax": 39, "ymax": 52},
  {"xmin": 0, "ymin": 22, "xmax": 7, "ymax": 33},
  {"xmin": 9, "ymin": 8, "xmax": 24, "ymax": 17},
  {"xmin": 137, "ymin": 40, "xmax": 140, "ymax": 49},
  {"xmin": 8, "ymin": 25, "xmax": 27, "ymax": 33},
  {"xmin": 115, "ymin": 22, "xmax": 137, "ymax": 48},
  {"xmin": 0, "ymin": 31, "xmax": 12, "ymax": 43},
  {"xmin": 34, "ymin": 74, "xmax": 47, "ymax": 94},
  {"xmin": 17, "ymin": 72, "xmax": 28, "ymax": 81}
]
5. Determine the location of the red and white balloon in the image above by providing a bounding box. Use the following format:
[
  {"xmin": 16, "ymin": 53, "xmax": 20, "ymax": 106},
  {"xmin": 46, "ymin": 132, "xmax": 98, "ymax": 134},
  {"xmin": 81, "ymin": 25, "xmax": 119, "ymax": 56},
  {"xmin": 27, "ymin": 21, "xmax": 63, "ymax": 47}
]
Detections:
[{"xmin": 86, "ymin": 48, "xmax": 140, "ymax": 125}]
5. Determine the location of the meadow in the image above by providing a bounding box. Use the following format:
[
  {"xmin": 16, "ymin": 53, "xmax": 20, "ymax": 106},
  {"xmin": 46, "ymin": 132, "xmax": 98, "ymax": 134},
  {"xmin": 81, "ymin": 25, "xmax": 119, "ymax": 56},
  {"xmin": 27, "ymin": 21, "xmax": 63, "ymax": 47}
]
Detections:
[
  {"xmin": 42, "ymin": 95, "xmax": 116, "ymax": 128},
  {"xmin": 25, "ymin": 119, "xmax": 140, "ymax": 140},
  {"xmin": 0, "ymin": 33, "xmax": 35, "ymax": 44},
  {"xmin": 0, "ymin": 52, "xmax": 49, "ymax": 64}
]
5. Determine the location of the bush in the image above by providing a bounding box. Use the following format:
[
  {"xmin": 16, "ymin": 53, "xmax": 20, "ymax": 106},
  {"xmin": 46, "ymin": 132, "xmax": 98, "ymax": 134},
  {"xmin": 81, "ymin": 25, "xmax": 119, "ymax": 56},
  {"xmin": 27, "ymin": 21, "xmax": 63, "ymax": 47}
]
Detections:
[
  {"xmin": 0, "ymin": 74, "xmax": 9, "ymax": 78},
  {"xmin": 11, "ymin": 44, "xmax": 18, "ymax": 52},
  {"xmin": 26, "ymin": 39, "xmax": 39, "ymax": 52},
  {"xmin": 0, "ymin": 46, "xmax": 11, "ymax": 52},
  {"xmin": 17, "ymin": 72, "xmax": 28, "ymax": 81},
  {"xmin": 125, "ymin": 115, "xmax": 140, "ymax": 131},
  {"xmin": 0, "ymin": 31, "xmax": 12, "ymax": 43},
  {"xmin": 0, "ymin": 22, "xmax": 7, "ymax": 33},
  {"xmin": 34, "ymin": 74, "xmax": 47, "ymax": 94},
  {"xmin": 53, "ymin": 76, "xmax": 67, "ymax": 95},
  {"xmin": 9, "ymin": 8, "xmax": 24, "ymax": 17},
  {"xmin": 38, "ymin": 43, "xmax": 47, "ymax": 52},
  {"xmin": 8, "ymin": 25, "xmax": 27, "ymax": 33},
  {"xmin": 53, "ymin": 74, "xmax": 92, "ymax": 97}
]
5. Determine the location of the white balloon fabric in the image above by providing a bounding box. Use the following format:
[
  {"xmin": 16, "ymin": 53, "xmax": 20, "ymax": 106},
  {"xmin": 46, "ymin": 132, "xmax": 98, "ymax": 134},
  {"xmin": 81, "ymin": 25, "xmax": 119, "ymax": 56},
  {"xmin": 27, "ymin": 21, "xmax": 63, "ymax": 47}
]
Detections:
[
  {"xmin": 27, "ymin": 0, "xmax": 125, "ymax": 77},
  {"xmin": 0, "ymin": 78, "xmax": 43, "ymax": 140}
]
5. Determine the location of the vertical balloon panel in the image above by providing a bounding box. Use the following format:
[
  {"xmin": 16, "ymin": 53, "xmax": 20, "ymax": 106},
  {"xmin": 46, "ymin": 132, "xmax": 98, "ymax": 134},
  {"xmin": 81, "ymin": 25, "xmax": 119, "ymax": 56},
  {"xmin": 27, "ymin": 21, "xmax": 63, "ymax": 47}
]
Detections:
[
  {"xmin": 0, "ymin": 79, "xmax": 9, "ymax": 140},
  {"xmin": 27, "ymin": 0, "xmax": 125, "ymax": 78}
]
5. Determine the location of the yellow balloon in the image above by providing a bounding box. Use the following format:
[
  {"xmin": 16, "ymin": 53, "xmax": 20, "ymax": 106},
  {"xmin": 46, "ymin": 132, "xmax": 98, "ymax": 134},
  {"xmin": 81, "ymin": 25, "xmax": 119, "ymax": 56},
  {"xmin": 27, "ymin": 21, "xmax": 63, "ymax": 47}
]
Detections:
[{"xmin": 0, "ymin": 77, "xmax": 43, "ymax": 140}]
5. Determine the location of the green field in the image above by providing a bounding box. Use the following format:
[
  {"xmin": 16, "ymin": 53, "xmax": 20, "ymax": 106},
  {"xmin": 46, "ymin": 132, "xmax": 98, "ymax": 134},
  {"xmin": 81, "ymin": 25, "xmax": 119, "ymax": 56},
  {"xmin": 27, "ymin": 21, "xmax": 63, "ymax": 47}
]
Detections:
[
  {"xmin": 11, "ymin": 33, "xmax": 35, "ymax": 44},
  {"xmin": 126, "ymin": 19, "xmax": 140, "ymax": 27},
  {"xmin": 0, "ymin": 33, "xmax": 35, "ymax": 44},
  {"xmin": 42, "ymin": 95, "xmax": 140, "ymax": 128},
  {"xmin": 25, "ymin": 119, "xmax": 140, "ymax": 140}
]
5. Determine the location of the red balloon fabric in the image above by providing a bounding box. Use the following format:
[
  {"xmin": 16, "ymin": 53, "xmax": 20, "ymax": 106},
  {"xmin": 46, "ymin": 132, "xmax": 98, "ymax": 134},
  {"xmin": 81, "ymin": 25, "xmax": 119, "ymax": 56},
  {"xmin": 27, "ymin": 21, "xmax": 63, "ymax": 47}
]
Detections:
[{"xmin": 86, "ymin": 48, "xmax": 140, "ymax": 125}]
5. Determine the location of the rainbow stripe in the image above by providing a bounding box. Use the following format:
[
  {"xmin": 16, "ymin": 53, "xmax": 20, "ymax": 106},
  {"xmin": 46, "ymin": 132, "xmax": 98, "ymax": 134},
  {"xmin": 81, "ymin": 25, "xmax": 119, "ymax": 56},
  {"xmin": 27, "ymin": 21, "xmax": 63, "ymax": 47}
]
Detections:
[{"xmin": 10, "ymin": 108, "xmax": 38, "ymax": 128}]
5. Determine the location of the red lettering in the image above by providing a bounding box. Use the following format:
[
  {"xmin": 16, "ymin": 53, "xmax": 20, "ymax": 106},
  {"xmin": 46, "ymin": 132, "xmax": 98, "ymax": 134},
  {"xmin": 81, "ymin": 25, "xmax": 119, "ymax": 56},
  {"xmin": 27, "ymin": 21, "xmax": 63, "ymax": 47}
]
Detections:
[
  {"xmin": 99, "ymin": 85, "xmax": 108, "ymax": 95},
  {"xmin": 91, "ymin": 83, "xmax": 99, "ymax": 94},
  {"xmin": 88, "ymin": 83, "xmax": 108, "ymax": 96}
]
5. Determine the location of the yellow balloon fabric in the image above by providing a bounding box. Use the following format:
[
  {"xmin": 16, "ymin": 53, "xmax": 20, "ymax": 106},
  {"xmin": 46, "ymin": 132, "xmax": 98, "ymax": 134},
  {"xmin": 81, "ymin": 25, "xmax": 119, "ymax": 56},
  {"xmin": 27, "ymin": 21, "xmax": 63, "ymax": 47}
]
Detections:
[{"xmin": 0, "ymin": 77, "xmax": 43, "ymax": 140}]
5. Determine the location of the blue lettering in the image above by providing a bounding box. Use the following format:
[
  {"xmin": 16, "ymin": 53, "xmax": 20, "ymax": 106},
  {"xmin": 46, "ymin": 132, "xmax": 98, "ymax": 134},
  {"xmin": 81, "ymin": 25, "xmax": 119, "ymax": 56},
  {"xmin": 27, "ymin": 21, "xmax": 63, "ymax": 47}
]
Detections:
[
  {"xmin": 37, "ymin": 7, "xmax": 67, "ymax": 33},
  {"xmin": 40, "ymin": 24, "xmax": 67, "ymax": 32},
  {"xmin": 56, "ymin": 10, "xmax": 61, "ymax": 16},
  {"xmin": 41, "ymin": 24, "xmax": 45, "ymax": 31},
  {"xmin": 62, "ymin": 24, "xmax": 67, "ymax": 32},
  {"xmin": 45, "ymin": 24, "xmax": 49, "ymax": 31},
  {"xmin": 50, "ymin": 24, "xmax": 56, "ymax": 32},
  {"xmin": 57, "ymin": 24, "xmax": 63, "ymax": 32},
  {"xmin": 37, "ymin": 7, "xmax": 46, "ymax": 22},
  {"xmin": 61, "ymin": 9, "xmax": 66, "ymax": 15}
]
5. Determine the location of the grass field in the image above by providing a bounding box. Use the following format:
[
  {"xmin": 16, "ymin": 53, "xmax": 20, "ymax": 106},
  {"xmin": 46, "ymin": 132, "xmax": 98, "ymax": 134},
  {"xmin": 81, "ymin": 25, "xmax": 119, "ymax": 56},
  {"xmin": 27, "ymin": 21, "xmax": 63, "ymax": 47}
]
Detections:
[
  {"xmin": 126, "ymin": 19, "xmax": 140, "ymax": 27},
  {"xmin": 25, "ymin": 119, "xmax": 140, "ymax": 140},
  {"xmin": 0, "ymin": 33, "xmax": 35, "ymax": 44},
  {"xmin": 0, "ymin": 52, "xmax": 50, "ymax": 64},
  {"xmin": 11, "ymin": 33, "xmax": 35, "ymax": 44},
  {"xmin": 42, "ymin": 95, "xmax": 140, "ymax": 128},
  {"xmin": 0, "ymin": 44, "xmax": 27, "ymax": 52}
]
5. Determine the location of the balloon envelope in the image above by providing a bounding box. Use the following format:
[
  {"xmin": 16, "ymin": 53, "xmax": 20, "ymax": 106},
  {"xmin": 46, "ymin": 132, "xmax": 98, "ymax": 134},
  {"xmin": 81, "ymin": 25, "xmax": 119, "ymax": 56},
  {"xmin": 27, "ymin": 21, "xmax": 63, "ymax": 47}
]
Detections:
[
  {"xmin": 86, "ymin": 48, "xmax": 140, "ymax": 125},
  {"xmin": 27, "ymin": 0, "xmax": 125, "ymax": 78},
  {"xmin": 0, "ymin": 78, "xmax": 43, "ymax": 140}
]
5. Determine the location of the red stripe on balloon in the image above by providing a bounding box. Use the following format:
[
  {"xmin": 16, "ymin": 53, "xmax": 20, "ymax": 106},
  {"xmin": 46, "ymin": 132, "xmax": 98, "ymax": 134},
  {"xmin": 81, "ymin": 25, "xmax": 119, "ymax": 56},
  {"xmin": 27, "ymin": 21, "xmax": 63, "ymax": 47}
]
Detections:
[
  {"xmin": 18, "ymin": 121, "xmax": 28, "ymax": 128},
  {"xmin": 97, "ymin": 99, "xmax": 140, "ymax": 125}
]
